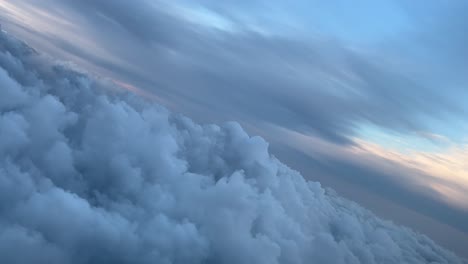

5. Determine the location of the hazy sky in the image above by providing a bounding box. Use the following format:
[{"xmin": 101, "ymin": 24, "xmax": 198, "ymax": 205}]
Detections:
[{"xmin": 1, "ymin": 0, "xmax": 467, "ymax": 257}]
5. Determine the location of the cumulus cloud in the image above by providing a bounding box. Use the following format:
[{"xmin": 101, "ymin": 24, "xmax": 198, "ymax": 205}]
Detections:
[{"xmin": 0, "ymin": 31, "xmax": 465, "ymax": 264}]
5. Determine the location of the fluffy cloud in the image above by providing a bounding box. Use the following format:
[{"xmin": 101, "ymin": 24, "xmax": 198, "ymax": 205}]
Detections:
[{"xmin": 0, "ymin": 31, "xmax": 465, "ymax": 264}]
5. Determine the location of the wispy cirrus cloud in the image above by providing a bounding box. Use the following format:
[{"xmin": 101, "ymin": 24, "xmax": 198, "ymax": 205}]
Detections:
[
  {"xmin": 261, "ymin": 124, "xmax": 468, "ymax": 245},
  {"xmin": 351, "ymin": 138, "xmax": 468, "ymax": 211}
]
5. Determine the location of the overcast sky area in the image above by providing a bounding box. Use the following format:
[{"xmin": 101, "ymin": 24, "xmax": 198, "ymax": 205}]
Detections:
[{"xmin": 0, "ymin": 0, "xmax": 467, "ymax": 260}]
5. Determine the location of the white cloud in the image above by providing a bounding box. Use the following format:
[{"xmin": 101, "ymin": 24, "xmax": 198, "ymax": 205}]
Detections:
[{"xmin": 0, "ymin": 30, "xmax": 465, "ymax": 264}]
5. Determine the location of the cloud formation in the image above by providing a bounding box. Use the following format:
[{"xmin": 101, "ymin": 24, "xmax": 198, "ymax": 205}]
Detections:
[
  {"xmin": 3, "ymin": 0, "xmax": 467, "ymax": 145},
  {"xmin": 0, "ymin": 30, "xmax": 465, "ymax": 264}
]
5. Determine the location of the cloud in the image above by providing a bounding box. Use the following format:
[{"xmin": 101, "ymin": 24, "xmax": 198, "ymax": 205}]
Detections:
[
  {"xmin": 0, "ymin": 30, "xmax": 466, "ymax": 264},
  {"xmin": 262, "ymin": 124, "xmax": 468, "ymax": 232},
  {"xmin": 350, "ymin": 139, "xmax": 468, "ymax": 211},
  {"xmin": 3, "ymin": 0, "xmax": 467, "ymax": 146}
]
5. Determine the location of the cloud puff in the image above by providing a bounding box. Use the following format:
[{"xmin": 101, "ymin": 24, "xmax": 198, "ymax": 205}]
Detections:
[{"xmin": 0, "ymin": 31, "xmax": 465, "ymax": 264}]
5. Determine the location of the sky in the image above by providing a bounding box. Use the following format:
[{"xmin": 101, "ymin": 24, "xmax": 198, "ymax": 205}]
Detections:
[{"xmin": 0, "ymin": 0, "xmax": 467, "ymax": 260}]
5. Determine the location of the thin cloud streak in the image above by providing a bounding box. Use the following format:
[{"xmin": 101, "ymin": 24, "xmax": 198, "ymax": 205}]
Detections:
[
  {"xmin": 351, "ymin": 139, "xmax": 468, "ymax": 210},
  {"xmin": 262, "ymin": 124, "xmax": 468, "ymax": 232}
]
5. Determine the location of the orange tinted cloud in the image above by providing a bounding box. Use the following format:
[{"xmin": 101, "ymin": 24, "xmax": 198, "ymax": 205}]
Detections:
[
  {"xmin": 350, "ymin": 138, "xmax": 468, "ymax": 210},
  {"xmin": 265, "ymin": 124, "xmax": 468, "ymax": 211}
]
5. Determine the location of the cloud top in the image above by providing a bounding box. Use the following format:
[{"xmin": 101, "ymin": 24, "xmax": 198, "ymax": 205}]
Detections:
[{"xmin": 0, "ymin": 31, "xmax": 465, "ymax": 264}]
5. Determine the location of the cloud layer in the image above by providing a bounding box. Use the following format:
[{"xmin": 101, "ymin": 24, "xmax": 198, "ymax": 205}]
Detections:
[
  {"xmin": 0, "ymin": 30, "xmax": 465, "ymax": 264},
  {"xmin": 3, "ymin": 0, "xmax": 467, "ymax": 145}
]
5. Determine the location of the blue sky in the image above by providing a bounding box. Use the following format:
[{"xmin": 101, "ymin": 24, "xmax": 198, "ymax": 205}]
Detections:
[{"xmin": 1, "ymin": 0, "xmax": 467, "ymax": 257}]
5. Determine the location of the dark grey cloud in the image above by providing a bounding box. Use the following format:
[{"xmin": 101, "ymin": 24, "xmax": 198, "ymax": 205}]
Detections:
[
  {"xmin": 0, "ymin": 29, "xmax": 466, "ymax": 263},
  {"xmin": 4, "ymin": 0, "xmax": 467, "ymax": 145}
]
